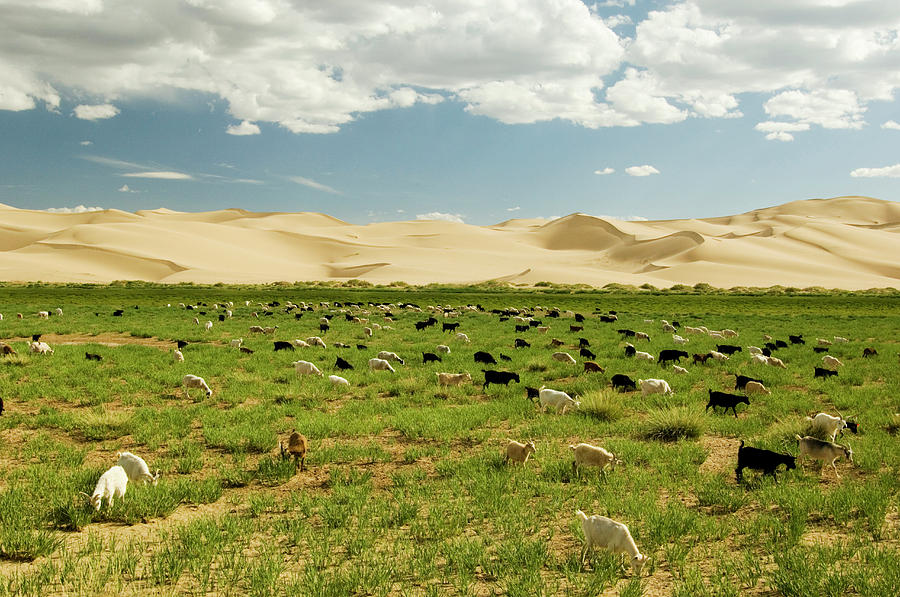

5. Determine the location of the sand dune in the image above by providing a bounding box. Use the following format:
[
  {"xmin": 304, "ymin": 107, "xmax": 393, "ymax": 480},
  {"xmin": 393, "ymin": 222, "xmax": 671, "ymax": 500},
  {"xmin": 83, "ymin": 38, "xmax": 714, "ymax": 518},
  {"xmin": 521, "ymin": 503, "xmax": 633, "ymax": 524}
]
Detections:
[{"xmin": 0, "ymin": 196, "xmax": 897, "ymax": 289}]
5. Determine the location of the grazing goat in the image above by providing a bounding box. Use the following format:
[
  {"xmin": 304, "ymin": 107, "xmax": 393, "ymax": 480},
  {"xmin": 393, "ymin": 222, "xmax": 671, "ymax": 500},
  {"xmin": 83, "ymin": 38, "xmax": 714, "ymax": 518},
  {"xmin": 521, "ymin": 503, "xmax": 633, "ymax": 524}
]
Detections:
[
  {"xmin": 552, "ymin": 352, "xmax": 577, "ymax": 364},
  {"xmin": 436, "ymin": 345, "xmax": 451, "ymax": 354},
  {"xmin": 638, "ymin": 378, "xmax": 672, "ymax": 396},
  {"xmin": 305, "ymin": 336, "xmax": 327, "ymax": 348},
  {"xmin": 37, "ymin": 311, "xmax": 50, "ymax": 319},
  {"xmin": 524, "ymin": 386, "xmax": 540, "ymax": 401},
  {"xmin": 376, "ymin": 351, "xmax": 405, "ymax": 365},
  {"xmin": 482, "ymin": 370, "xmax": 520, "ymax": 389},
  {"xmin": 514, "ymin": 338, "xmax": 531, "ymax": 348},
  {"xmin": 570, "ymin": 443, "xmax": 620, "ymax": 472},
  {"xmin": 329, "ymin": 375, "xmax": 350, "ymax": 387},
  {"xmin": 539, "ymin": 387, "xmax": 579, "ymax": 413},
  {"xmin": 85, "ymin": 352, "xmax": 103, "ymax": 361},
  {"xmin": 813, "ymin": 346, "xmax": 829, "ymax": 354},
  {"xmin": 82, "ymin": 465, "xmax": 129, "ymax": 511},
  {"xmin": 575, "ymin": 511, "xmax": 646, "ymax": 575},
  {"xmin": 624, "ymin": 344, "xmax": 636, "ymax": 358},
  {"xmin": 635, "ymin": 332, "xmax": 650, "ymax": 342},
  {"xmin": 422, "ymin": 352, "xmax": 442, "ymax": 364},
  {"xmin": 293, "ymin": 361, "xmax": 323, "ymax": 376},
  {"xmin": 205, "ymin": 321, "xmax": 213, "ymax": 331},
  {"xmin": 789, "ymin": 334, "xmax": 804, "ymax": 344},
  {"xmin": 580, "ymin": 347, "xmax": 596, "ymax": 360},
  {"xmin": 692, "ymin": 353, "xmax": 710, "ymax": 364},
  {"xmin": 658, "ymin": 349, "xmax": 688, "ymax": 365},
  {"xmin": 273, "ymin": 341, "xmax": 295, "ymax": 352},
  {"xmin": 1, "ymin": 343, "xmax": 16, "ymax": 356},
  {"xmin": 708, "ymin": 350, "xmax": 729, "ymax": 361},
  {"xmin": 806, "ymin": 413, "xmax": 859, "ymax": 442},
  {"xmin": 744, "ymin": 381, "xmax": 770, "ymax": 395},
  {"xmin": 735, "ymin": 441, "xmax": 796, "ymax": 483},
  {"xmin": 504, "ymin": 440, "xmax": 536, "ymax": 464},
  {"xmin": 734, "ymin": 374, "xmax": 764, "ymax": 390},
  {"xmin": 862, "ymin": 347, "xmax": 877, "ymax": 358},
  {"xmin": 834, "ymin": 336, "xmax": 849, "ymax": 343},
  {"xmin": 672, "ymin": 365, "xmax": 688, "ymax": 375},
  {"xmin": 368, "ymin": 358, "xmax": 396, "ymax": 373},
  {"xmin": 173, "ymin": 349, "xmax": 185, "ymax": 362},
  {"xmin": 814, "ymin": 367, "xmax": 838, "ymax": 378},
  {"xmin": 583, "ymin": 361, "xmax": 604, "ymax": 373},
  {"xmin": 795, "ymin": 435, "xmax": 853, "ymax": 478},
  {"xmin": 611, "ymin": 374, "xmax": 637, "ymax": 392},
  {"xmin": 436, "ymin": 372, "xmax": 472, "ymax": 386},
  {"xmin": 240, "ymin": 346, "xmax": 254, "ymax": 354},
  {"xmin": 281, "ymin": 430, "xmax": 308, "ymax": 471},
  {"xmin": 716, "ymin": 344, "xmax": 742, "ymax": 355},
  {"xmin": 672, "ymin": 334, "xmax": 688, "ymax": 345},
  {"xmin": 474, "ymin": 351, "xmax": 497, "ymax": 365},
  {"xmin": 230, "ymin": 338, "xmax": 243, "ymax": 348},
  {"xmin": 455, "ymin": 332, "xmax": 470, "ymax": 343},
  {"xmin": 634, "ymin": 351, "xmax": 654, "ymax": 363},
  {"xmin": 29, "ymin": 341, "xmax": 53, "ymax": 355},
  {"xmin": 182, "ymin": 374, "xmax": 212, "ymax": 398},
  {"xmin": 335, "ymin": 356, "xmax": 353, "ymax": 370},
  {"xmin": 706, "ymin": 390, "xmax": 749, "ymax": 417},
  {"xmin": 822, "ymin": 355, "xmax": 843, "ymax": 368},
  {"xmin": 116, "ymin": 452, "xmax": 159, "ymax": 486}
]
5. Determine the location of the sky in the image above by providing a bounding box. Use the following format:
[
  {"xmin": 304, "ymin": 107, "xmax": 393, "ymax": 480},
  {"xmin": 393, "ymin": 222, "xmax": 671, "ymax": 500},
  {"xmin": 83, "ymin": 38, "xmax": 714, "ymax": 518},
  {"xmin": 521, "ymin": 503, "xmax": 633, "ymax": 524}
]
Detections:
[{"xmin": 0, "ymin": 0, "xmax": 898, "ymax": 225}]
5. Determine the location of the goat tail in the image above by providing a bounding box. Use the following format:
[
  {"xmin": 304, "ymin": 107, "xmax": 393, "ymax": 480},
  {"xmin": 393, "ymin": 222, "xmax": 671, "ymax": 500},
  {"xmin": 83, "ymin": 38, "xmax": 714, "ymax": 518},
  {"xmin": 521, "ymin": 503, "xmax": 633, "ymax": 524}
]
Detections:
[
  {"xmin": 575, "ymin": 509, "xmax": 587, "ymax": 521},
  {"xmin": 794, "ymin": 434, "xmax": 803, "ymax": 441},
  {"xmin": 568, "ymin": 445, "xmax": 576, "ymax": 451},
  {"xmin": 739, "ymin": 440, "xmax": 744, "ymax": 448}
]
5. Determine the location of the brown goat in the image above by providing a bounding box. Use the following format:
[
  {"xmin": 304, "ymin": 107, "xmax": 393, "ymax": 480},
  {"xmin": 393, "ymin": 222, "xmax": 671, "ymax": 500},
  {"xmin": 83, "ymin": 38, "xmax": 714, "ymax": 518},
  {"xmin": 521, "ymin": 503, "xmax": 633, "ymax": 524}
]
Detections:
[
  {"xmin": 1, "ymin": 343, "xmax": 17, "ymax": 356},
  {"xmin": 281, "ymin": 430, "xmax": 308, "ymax": 471},
  {"xmin": 583, "ymin": 361, "xmax": 605, "ymax": 373}
]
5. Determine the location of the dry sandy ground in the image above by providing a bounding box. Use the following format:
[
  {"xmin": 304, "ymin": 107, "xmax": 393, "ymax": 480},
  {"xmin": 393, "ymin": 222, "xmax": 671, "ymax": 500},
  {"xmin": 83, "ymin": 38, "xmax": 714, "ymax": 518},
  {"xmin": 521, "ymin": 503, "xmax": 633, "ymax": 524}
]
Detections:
[{"xmin": 0, "ymin": 196, "xmax": 897, "ymax": 289}]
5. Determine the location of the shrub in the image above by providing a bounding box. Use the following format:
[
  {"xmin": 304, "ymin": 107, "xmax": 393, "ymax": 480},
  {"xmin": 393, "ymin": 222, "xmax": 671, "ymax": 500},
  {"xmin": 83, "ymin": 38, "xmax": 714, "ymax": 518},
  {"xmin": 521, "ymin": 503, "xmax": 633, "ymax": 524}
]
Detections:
[
  {"xmin": 643, "ymin": 406, "xmax": 705, "ymax": 442},
  {"xmin": 577, "ymin": 391, "xmax": 624, "ymax": 422}
]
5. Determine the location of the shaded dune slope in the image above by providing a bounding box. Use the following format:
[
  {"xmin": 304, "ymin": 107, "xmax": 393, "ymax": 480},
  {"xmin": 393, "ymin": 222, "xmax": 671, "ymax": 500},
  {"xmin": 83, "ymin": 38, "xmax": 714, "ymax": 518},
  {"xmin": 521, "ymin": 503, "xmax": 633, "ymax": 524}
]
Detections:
[{"xmin": 0, "ymin": 196, "xmax": 896, "ymax": 289}]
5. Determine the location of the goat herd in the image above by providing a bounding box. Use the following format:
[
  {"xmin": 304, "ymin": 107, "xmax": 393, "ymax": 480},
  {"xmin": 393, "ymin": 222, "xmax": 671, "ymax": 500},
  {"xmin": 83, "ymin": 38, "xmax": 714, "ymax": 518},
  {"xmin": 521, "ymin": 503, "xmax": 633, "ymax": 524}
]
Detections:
[{"xmin": 0, "ymin": 297, "xmax": 884, "ymax": 577}]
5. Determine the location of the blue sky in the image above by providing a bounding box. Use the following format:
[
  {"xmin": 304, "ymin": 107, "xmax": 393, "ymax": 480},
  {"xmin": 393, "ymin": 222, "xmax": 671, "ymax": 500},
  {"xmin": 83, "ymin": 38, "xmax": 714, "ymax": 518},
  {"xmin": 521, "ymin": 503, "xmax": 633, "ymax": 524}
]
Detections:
[{"xmin": 1, "ymin": 0, "xmax": 898, "ymax": 225}]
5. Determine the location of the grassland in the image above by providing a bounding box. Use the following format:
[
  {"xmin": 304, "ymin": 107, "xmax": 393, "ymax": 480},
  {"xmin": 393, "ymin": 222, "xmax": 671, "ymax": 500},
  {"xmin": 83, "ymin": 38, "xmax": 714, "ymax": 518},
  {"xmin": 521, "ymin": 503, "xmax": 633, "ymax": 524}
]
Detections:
[{"xmin": 0, "ymin": 284, "xmax": 898, "ymax": 596}]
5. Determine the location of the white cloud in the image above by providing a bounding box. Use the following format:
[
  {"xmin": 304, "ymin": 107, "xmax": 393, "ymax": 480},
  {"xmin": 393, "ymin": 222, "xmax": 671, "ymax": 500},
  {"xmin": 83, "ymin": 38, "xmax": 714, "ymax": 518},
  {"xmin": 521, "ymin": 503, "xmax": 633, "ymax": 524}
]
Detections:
[
  {"xmin": 225, "ymin": 120, "xmax": 260, "ymax": 136},
  {"xmin": 73, "ymin": 103, "xmax": 119, "ymax": 120},
  {"xmin": 882, "ymin": 120, "xmax": 900, "ymax": 130},
  {"xmin": 80, "ymin": 155, "xmax": 147, "ymax": 169},
  {"xmin": 754, "ymin": 121, "xmax": 811, "ymax": 141},
  {"xmin": 80, "ymin": 140, "xmax": 92, "ymax": 146},
  {"xmin": 626, "ymin": 215, "xmax": 648, "ymax": 221},
  {"xmin": 850, "ymin": 164, "xmax": 900, "ymax": 178},
  {"xmin": 594, "ymin": 167, "xmax": 615, "ymax": 175},
  {"xmin": 416, "ymin": 212, "xmax": 465, "ymax": 224},
  {"xmin": 44, "ymin": 205, "xmax": 103, "ymax": 213},
  {"xmin": 506, "ymin": 206, "xmax": 521, "ymax": 212},
  {"xmin": 1, "ymin": 0, "xmax": 899, "ymax": 138},
  {"xmin": 117, "ymin": 184, "xmax": 137, "ymax": 193},
  {"xmin": 287, "ymin": 175, "xmax": 340, "ymax": 195},
  {"xmin": 625, "ymin": 165, "xmax": 660, "ymax": 177},
  {"xmin": 122, "ymin": 171, "xmax": 193, "ymax": 180}
]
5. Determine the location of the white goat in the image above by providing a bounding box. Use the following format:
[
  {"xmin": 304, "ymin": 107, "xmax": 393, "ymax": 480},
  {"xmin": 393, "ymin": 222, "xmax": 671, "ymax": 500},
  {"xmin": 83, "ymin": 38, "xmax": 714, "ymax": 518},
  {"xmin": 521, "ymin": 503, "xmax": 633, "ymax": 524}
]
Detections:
[
  {"xmin": 570, "ymin": 443, "xmax": 620, "ymax": 472},
  {"xmin": 293, "ymin": 360, "xmax": 324, "ymax": 376},
  {"xmin": 376, "ymin": 351, "xmax": 405, "ymax": 365},
  {"xmin": 638, "ymin": 378, "xmax": 672, "ymax": 396},
  {"xmin": 230, "ymin": 338, "xmax": 243, "ymax": 348},
  {"xmin": 747, "ymin": 346, "xmax": 762, "ymax": 355},
  {"xmin": 328, "ymin": 374, "xmax": 350, "ymax": 387},
  {"xmin": 116, "ymin": 451, "xmax": 159, "ymax": 486},
  {"xmin": 173, "ymin": 349, "xmax": 184, "ymax": 362},
  {"xmin": 744, "ymin": 381, "xmax": 771, "ymax": 395},
  {"xmin": 722, "ymin": 329, "xmax": 739, "ymax": 338},
  {"xmin": 182, "ymin": 374, "xmax": 212, "ymax": 398},
  {"xmin": 204, "ymin": 321, "xmax": 213, "ymax": 332},
  {"xmin": 552, "ymin": 352, "xmax": 577, "ymax": 364},
  {"xmin": 436, "ymin": 345, "xmax": 451, "ymax": 355},
  {"xmin": 305, "ymin": 336, "xmax": 327, "ymax": 348},
  {"xmin": 368, "ymin": 358, "xmax": 395, "ymax": 373},
  {"xmin": 575, "ymin": 511, "xmax": 646, "ymax": 575},
  {"xmin": 634, "ymin": 351, "xmax": 655, "ymax": 362},
  {"xmin": 806, "ymin": 413, "xmax": 850, "ymax": 442},
  {"xmin": 672, "ymin": 334, "xmax": 688, "ymax": 345},
  {"xmin": 55, "ymin": 307, "xmax": 63, "ymax": 317},
  {"xmin": 538, "ymin": 387, "xmax": 579, "ymax": 413},
  {"xmin": 708, "ymin": 350, "xmax": 729, "ymax": 361},
  {"xmin": 29, "ymin": 341, "xmax": 53, "ymax": 355},
  {"xmin": 82, "ymin": 465, "xmax": 128, "ymax": 511},
  {"xmin": 833, "ymin": 336, "xmax": 849, "ymax": 343},
  {"xmin": 37, "ymin": 311, "xmax": 50, "ymax": 319},
  {"xmin": 796, "ymin": 435, "xmax": 853, "ymax": 478},
  {"xmin": 822, "ymin": 355, "xmax": 844, "ymax": 368},
  {"xmin": 672, "ymin": 365, "xmax": 688, "ymax": 375},
  {"xmin": 455, "ymin": 332, "xmax": 470, "ymax": 343}
]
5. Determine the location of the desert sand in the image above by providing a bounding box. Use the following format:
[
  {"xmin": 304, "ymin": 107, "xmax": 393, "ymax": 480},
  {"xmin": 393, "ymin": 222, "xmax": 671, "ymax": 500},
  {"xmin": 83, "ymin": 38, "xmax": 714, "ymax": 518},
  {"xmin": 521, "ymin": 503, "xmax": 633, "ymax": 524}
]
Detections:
[{"xmin": 0, "ymin": 196, "xmax": 897, "ymax": 289}]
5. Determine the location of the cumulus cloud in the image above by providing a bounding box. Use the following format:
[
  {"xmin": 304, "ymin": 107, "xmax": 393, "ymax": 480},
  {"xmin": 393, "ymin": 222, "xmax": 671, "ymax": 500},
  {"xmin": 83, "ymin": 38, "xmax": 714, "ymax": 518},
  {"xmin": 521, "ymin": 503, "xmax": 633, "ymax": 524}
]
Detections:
[
  {"xmin": 122, "ymin": 171, "xmax": 193, "ymax": 180},
  {"xmin": 287, "ymin": 176, "xmax": 340, "ymax": 195},
  {"xmin": 80, "ymin": 140, "xmax": 92, "ymax": 146},
  {"xmin": 73, "ymin": 103, "xmax": 119, "ymax": 120},
  {"xmin": 626, "ymin": 215, "xmax": 649, "ymax": 221},
  {"xmin": 625, "ymin": 165, "xmax": 660, "ymax": 177},
  {"xmin": 225, "ymin": 120, "xmax": 260, "ymax": 136},
  {"xmin": 416, "ymin": 212, "xmax": 465, "ymax": 224},
  {"xmin": 44, "ymin": 205, "xmax": 103, "ymax": 213},
  {"xmin": 850, "ymin": 164, "xmax": 900, "ymax": 178},
  {"xmin": 506, "ymin": 206, "xmax": 521, "ymax": 212},
  {"xmin": 754, "ymin": 121, "xmax": 811, "ymax": 142},
  {"xmin": 1, "ymin": 0, "xmax": 899, "ymax": 137},
  {"xmin": 882, "ymin": 120, "xmax": 900, "ymax": 130},
  {"xmin": 594, "ymin": 167, "xmax": 615, "ymax": 175},
  {"xmin": 117, "ymin": 184, "xmax": 137, "ymax": 193}
]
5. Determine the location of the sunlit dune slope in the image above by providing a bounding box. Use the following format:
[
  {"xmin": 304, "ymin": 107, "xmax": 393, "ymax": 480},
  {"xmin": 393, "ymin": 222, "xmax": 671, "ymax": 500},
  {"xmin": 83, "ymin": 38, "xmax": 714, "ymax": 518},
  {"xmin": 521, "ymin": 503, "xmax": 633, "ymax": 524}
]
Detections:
[{"xmin": 0, "ymin": 196, "xmax": 896, "ymax": 289}]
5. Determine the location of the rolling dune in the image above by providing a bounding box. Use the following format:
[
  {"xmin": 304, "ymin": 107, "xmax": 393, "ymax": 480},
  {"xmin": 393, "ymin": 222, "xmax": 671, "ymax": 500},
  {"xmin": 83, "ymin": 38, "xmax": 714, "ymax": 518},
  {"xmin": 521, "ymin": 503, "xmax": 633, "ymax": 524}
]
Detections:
[{"xmin": 0, "ymin": 196, "xmax": 897, "ymax": 289}]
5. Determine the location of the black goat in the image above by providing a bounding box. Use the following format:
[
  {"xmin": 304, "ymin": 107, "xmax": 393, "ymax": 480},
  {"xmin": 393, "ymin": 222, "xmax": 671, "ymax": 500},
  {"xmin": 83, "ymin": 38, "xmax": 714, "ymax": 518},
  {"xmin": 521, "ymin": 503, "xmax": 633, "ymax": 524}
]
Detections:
[
  {"xmin": 524, "ymin": 386, "xmax": 540, "ymax": 402},
  {"xmin": 611, "ymin": 374, "xmax": 637, "ymax": 392},
  {"xmin": 789, "ymin": 334, "xmax": 804, "ymax": 345},
  {"xmin": 274, "ymin": 341, "xmax": 295, "ymax": 352},
  {"xmin": 514, "ymin": 338, "xmax": 531, "ymax": 348},
  {"xmin": 735, "ymin": 441, "xmax": 796, "ymax": 483},
  {"xmin": 482, "ymin": 370, "xmax": 520, "ymax": 389},
  {"xmin": 422, "ymin": 352, "xmax": 441, "ymax": 364},
  {"xmin": 335, "ymin": 357, "xmax": 354, "ymax": 370},
  {"xmin": 624, "ymin": 345, "xmax": 636, "ymax": 357},
  {"xmin": 85, "ymin": 352, "xmax": 103, "ymax": 361},
  {"xmin": 813, "ymin": 347, "xmax": 829, "ymax": 353},
  {"xmin": 515, "ymin": 324, "xmax": 529, "ymax": 333},
  {"xmin": 658, "ymin": 349, "xmax": 689, "ymax": 365},
  {"xmin": 443, "ymin": 322, "xmax": 460, "ymax": 333},
  {"xmin": 617, "ymin": 329, "xmax": 636, "ymax": 337},
  {"xmin": 716, "ymin": 344, "xmax": 742, "ymax": 355},
  {"xmin": 706, "ymin": 390, "xmax": 750, "ymax": 417},
  {"xmin": 814, "ymin": 367, "xmax": 837, "ymax": 378},
  {"xmin": 580, "ymin": 347, "xmax": 596, "ymax": 360},
  {"xmin": 474, "ymin": 351, "xmax": 497, "ymax": 365},
  {"xmin": 499, "ymin": 354, "xmax": 512, "ymax": 361},
  {"xmin": 734, "ymin": 374, "xmax": 764, "ymax": 391}
]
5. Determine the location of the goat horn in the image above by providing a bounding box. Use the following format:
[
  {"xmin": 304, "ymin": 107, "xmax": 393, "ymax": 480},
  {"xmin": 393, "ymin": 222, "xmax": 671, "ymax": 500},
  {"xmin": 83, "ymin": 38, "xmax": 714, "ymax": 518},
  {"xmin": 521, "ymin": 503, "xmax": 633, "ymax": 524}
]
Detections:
[{"xmin": 78, "ymin": 491, "xmax": 92, "ymax": 503}]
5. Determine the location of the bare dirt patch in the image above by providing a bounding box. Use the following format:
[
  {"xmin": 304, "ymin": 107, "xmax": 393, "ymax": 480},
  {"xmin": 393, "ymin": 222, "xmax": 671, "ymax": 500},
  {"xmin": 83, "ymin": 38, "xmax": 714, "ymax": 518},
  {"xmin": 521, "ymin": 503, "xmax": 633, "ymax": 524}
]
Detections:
[
  {"xmin": 698, "ymin": 435, "xmax": 740, "ymax": 478},
  {"xmin": 6, "ymin": 332, "xmax": 176, "ymax": 350}
]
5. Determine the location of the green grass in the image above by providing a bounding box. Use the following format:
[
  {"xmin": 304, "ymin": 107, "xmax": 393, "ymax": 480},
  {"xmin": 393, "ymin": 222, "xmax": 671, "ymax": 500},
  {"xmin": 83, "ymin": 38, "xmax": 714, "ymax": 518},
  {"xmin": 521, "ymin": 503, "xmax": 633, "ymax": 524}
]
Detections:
[{"xmin": 0, "ymin": 285, "xmax": 898, "ymax": 595}]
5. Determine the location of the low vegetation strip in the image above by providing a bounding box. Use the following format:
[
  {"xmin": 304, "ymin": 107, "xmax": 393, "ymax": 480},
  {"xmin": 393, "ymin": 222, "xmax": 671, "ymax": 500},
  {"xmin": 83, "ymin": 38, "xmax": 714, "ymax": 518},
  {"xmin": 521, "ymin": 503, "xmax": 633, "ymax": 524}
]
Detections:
[{"xmin": 0, "ymin": 286, "xmax": 898, "ymax": 595}]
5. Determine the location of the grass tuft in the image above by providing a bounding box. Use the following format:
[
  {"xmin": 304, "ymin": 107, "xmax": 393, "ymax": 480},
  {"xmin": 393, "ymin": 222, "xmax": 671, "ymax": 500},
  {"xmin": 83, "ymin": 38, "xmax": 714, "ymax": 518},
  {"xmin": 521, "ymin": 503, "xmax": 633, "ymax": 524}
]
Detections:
[{"xmin": 643, "ymin": 405, "xmax": 705, "ymax": 442}]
